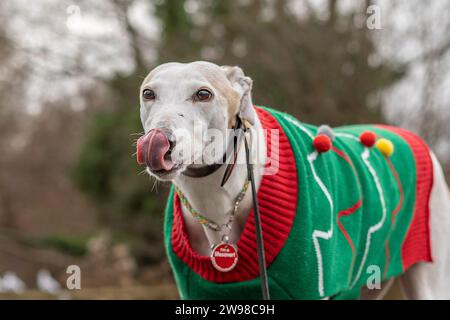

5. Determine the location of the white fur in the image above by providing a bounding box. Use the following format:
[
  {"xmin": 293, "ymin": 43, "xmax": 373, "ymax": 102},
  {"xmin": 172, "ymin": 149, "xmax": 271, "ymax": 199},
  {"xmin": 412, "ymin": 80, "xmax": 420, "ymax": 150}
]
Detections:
[{"xmin": 140, "ymin": 61, "xmax": 266, "ymax": 255}]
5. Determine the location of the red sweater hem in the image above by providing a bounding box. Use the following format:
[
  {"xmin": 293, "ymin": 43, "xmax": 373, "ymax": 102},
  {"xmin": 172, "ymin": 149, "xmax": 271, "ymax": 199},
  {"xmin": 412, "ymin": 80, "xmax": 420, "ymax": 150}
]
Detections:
[{"xmin": 377, "ymin": 125, "xmax": 434, "ymax": 270}]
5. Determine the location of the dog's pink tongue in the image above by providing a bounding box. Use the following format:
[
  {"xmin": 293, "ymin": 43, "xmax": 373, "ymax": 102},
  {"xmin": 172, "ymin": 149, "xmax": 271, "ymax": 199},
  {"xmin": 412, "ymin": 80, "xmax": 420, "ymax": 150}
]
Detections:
[{"xmin": 137, "ymin": 129, "xmax": 174, "ymax": 171}]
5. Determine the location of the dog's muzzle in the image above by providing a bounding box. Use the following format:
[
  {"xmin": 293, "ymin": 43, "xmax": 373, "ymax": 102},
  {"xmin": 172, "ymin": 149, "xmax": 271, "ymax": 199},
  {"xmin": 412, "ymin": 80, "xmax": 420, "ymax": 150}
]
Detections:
[{"xmin": 137, "ymin": 129, "xmax": 175, "ymax": 172}]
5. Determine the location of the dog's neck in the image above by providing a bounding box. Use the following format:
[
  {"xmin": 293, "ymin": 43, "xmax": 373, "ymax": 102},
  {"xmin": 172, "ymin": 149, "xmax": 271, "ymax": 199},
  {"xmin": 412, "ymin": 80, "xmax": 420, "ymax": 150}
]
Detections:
[{"xmin": 173, "ymin": 115, "xmax": 266, "ymax": 255}]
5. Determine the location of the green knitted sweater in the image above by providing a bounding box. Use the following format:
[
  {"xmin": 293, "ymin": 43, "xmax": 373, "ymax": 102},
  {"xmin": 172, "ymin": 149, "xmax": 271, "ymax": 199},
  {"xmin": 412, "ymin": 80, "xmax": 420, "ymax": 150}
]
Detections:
[{"xmin": 164, "ymin": 106, "xmax": 433, "ymax": 300}]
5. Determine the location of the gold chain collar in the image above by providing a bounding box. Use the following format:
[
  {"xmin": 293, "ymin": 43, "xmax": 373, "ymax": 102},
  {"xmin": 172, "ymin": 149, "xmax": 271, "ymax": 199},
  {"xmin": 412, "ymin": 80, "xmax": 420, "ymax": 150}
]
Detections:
[{"xmin": 175, "ymin": 179, "xmax": 250, "ymax": 238}]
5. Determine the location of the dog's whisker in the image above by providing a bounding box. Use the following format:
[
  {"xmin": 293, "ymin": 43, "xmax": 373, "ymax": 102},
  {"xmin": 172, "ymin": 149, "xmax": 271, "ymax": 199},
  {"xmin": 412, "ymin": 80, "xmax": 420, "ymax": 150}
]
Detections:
[{"xmin": 151, "ymin": 177, "xmax": 159, "ymax": 192}]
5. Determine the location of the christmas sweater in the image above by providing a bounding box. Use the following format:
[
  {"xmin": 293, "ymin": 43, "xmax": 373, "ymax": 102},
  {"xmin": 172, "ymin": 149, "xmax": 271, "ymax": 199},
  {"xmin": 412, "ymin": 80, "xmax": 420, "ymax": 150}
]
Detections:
[{"xmin": 164, "ymin": 106, "xmax": 433, "ymax": 299}]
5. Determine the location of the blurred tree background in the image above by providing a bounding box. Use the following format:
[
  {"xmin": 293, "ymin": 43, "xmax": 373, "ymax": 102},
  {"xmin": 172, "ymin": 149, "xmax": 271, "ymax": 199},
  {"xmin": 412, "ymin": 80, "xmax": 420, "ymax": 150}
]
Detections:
[{"xmin": 0, "ymin": 0, "xmax": 448, "ymax": 298}]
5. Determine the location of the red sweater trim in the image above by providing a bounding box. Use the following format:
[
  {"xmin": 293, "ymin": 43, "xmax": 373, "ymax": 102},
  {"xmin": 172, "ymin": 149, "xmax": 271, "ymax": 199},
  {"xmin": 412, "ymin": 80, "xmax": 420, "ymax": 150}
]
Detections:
[
  {"xmin": 377, "ymin": 125, "xmax": 433, "ymax": 270},
  {"xmin": 171, "ymin": 107, "xmax": 298, "ymax": 283}
]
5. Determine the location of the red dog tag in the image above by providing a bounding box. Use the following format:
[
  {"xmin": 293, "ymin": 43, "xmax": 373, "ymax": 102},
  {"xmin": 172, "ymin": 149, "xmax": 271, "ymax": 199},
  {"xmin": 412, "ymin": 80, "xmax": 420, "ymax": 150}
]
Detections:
[{"xmin": 211, "ymin": 243, "xmax": 238, "ymax": 272}]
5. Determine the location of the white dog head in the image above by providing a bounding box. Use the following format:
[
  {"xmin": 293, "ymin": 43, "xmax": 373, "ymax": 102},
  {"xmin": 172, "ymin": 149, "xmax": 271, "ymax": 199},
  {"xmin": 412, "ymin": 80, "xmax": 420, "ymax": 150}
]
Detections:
[{"xmin": 137, "ymin": 61, "xmax": 255, "ymax": 180}]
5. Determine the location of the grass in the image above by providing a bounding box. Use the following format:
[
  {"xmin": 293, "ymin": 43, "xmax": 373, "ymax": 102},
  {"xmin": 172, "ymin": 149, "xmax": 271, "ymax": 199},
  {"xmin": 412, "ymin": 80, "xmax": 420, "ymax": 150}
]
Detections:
[{"xmin": 25, "ymin": 234, "xmax": 92, "ymax": 257}]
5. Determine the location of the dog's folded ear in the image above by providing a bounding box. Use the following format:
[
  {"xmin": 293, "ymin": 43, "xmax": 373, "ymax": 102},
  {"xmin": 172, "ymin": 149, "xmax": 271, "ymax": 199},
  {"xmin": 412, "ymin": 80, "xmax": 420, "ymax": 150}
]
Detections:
[{"xmin": 221, "ymin": 65, "xmax": 256, "ymax": 126}]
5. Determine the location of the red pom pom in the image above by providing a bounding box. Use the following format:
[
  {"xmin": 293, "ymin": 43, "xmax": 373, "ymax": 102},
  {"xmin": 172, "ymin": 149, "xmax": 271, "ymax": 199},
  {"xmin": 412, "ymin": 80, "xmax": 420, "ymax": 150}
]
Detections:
[
  {"xmin": 360, "ymin": 131, "xmax": 376, "ymax": 147},
  {"xmin": 313, "ymin": 134, "xmax": 332, "ymax": 153}
]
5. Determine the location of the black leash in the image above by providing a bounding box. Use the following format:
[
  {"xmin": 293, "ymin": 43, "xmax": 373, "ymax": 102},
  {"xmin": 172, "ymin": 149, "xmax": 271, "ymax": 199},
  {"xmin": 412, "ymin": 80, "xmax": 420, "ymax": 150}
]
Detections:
[{"xmin": 243, "ymin": 123, "xmax": 270, "ymax": 300}]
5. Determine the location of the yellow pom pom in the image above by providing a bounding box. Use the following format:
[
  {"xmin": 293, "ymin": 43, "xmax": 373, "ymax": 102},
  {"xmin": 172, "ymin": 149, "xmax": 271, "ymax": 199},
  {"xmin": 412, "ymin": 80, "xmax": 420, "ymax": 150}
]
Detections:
[{"xmin": 376, "ymin": 138, "xmax": 394, "ymax": 157}]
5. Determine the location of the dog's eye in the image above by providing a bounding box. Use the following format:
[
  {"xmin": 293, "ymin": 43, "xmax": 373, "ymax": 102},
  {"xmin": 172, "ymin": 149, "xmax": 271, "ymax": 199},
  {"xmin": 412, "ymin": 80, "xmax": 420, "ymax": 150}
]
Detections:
[
  {"xmin": 194, "ymin": 89, "xmax": 213, "ymax": 102},
  {"xmin": 142, "ymin": 89, "xmax": 156, "ymax": 101}
]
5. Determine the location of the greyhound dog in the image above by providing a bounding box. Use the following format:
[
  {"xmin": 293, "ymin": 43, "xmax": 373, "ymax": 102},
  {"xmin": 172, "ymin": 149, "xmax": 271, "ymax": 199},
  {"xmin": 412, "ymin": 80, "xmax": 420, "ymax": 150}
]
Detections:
[{"xmin": 137, "ymin": 61, "xmax": 450, "ymax": 299}]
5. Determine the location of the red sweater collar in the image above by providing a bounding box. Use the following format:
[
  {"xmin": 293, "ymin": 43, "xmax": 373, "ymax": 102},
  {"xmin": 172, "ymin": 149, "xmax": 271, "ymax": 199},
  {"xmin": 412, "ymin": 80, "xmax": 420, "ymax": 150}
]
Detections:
[{"xmin": 170, "ymin": 107, "xmax": 298, "ymax": 283}]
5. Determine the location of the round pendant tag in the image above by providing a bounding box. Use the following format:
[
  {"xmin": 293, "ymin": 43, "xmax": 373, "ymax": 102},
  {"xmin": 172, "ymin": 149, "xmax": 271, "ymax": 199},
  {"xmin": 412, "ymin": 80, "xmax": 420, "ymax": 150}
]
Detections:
[{"xmin": 211, "ymin": 243, "xmax": 238, "ymax": 272}]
